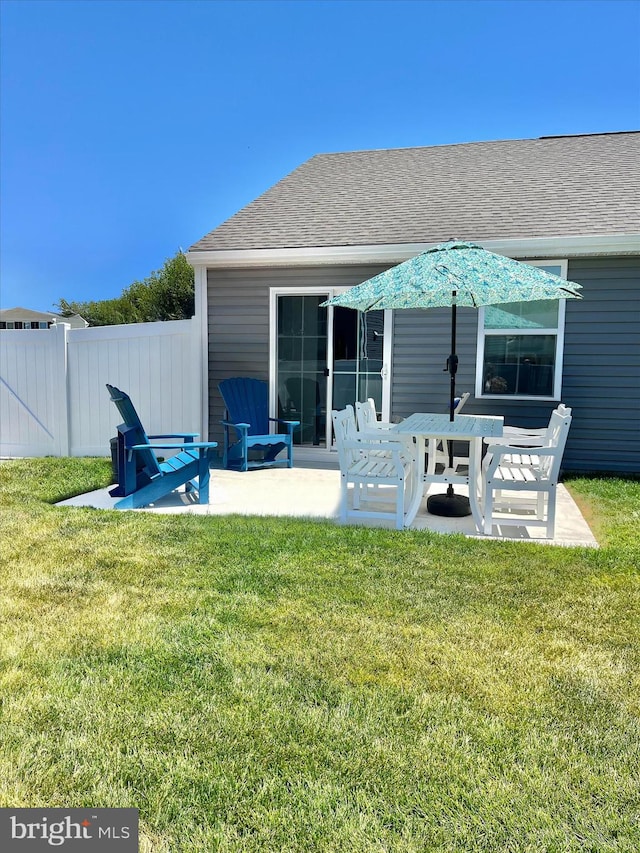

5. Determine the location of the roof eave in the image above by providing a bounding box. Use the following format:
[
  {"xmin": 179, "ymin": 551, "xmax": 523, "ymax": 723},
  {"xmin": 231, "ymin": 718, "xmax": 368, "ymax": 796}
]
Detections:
[{"xmin": 186, "ymin": 234, "xmax": 640, "ymax": 268}]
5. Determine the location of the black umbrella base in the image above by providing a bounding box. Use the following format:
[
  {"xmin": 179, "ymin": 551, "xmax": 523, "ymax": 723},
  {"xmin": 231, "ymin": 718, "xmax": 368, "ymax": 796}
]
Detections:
[{"xmin": 427, "ymin": 492, "xmax": 472, "ymax": 517}]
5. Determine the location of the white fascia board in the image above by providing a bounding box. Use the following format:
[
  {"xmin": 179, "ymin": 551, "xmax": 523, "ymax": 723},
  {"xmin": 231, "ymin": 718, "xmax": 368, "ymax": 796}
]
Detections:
[
  {"xmin": 186, "ymin": 243, "xmax": 430, "ymax": 268},
  {"xmin": 186, "ymin": 234, "xmax": 640, "ymax": 269},
  {"xmin": 193, "ymin": 266, "xmax": 209, "ymax": 441}
]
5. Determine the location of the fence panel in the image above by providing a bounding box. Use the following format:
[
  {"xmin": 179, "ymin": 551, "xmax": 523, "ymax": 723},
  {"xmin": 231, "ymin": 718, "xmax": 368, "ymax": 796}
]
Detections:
[
  {"xmin": 0, "ymin": 318, "xmax": 201, "ymax": 458},
  {"xmin": 0, "ymin": 324, "xmax": 68, "ymax": 457},
  {"xmin": 67, "ymin": 318, "xmax": 201, "ymax": 456}
]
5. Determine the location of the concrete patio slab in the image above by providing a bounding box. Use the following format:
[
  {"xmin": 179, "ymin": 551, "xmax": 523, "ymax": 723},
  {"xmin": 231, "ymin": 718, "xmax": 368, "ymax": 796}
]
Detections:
[{"xmin": 56, "ymin": 449, "xmax": 598, "ymax": 548}]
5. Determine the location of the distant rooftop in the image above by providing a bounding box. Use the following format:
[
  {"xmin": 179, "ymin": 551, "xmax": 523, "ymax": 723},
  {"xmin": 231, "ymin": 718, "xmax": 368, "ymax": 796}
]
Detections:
[
  {"xmin": 0, "ymin": 307, "xmax": 88, "ymax": 328},
  {"xmin": 190, "ymin": 132, "xmax": 640, "ymax": 252}
]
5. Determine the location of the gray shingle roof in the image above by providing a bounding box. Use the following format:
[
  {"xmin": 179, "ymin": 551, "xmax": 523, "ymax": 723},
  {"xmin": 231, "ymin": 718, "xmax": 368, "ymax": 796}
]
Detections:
[{"xmin": 189, "ymin": 133, "xmax": 640, "ymax": 252}]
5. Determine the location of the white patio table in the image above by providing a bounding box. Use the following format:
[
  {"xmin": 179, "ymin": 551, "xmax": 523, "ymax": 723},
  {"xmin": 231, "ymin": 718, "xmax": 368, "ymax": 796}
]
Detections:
[{"xmin": 391, "ymin": 413, "xmax": 504, "ymax": 531}]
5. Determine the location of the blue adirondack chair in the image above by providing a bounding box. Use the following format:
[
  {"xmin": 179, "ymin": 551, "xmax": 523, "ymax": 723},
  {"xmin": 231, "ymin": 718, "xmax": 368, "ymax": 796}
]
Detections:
[
  {"xmin": 218, "ymin": 377, "xmax": 299, "ymax": 471},
  {"xmin": 107, "ymin": 384, "xmax": 218, "ymax": 509}
]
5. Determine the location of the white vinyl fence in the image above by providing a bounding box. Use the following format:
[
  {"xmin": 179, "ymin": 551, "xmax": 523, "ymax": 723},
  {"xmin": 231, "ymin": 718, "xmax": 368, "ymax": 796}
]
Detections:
[{"xmin": 0, "ymin": 318, "xmax": 202, "ymax": 457}]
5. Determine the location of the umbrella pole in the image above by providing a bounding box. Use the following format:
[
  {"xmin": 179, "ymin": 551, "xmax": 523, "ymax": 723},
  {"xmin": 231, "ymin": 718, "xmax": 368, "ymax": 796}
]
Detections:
[
  {"xmin": 427, "ymin": 292, "xmax": 472, "ymax": 518},
  {"xmin": 448, "ymin": 296, "xmax": 457, "ymax": 423},
  {"xmin": 447, "ymin": 298, "xmax": 457, "ymax": 481}
]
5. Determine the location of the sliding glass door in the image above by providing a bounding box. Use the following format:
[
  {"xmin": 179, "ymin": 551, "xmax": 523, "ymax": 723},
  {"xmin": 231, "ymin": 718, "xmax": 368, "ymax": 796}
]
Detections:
[{"xmin": 274, "ymin": 291, "xmax": 389, "ymax": 446}]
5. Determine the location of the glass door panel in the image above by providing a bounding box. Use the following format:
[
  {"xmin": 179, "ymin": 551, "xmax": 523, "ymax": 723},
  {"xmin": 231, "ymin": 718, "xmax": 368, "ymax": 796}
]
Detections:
[
  {"xmin": 277, "ymin": 294, "xmax": 328, "ymax": 446},
  {"xmin": 332, "ymin": 307, "xmax": 384, "ymax": 415}
]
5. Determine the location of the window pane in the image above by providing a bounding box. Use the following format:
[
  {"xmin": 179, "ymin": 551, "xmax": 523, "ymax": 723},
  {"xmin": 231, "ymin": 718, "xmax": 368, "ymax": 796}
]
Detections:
[
  {"xmin": 534, "ymin": 264, "xmax": 562, "ymax": 276},
  {"xmin": 278, "ymin": 296, "xmax": 301, "ymax": 335},
  {"xmin": 303, "ymin": 336, "xmax": 326, "ymax": 371},
  {"xmin": 484, "ymin": 300, "xmax": 559, "ymax": 330},
  {"xmin": 333, "ymin": 373, "xmax": 356, "ymax": 411},
  {"xmin": 303, "ymin": 296, "xmax": 327, "ymax": 337},
  {"xmin": 278, "ymin": 336, "xmax": 302, "ymax": 363},
  {"xmin": 357, "ymin": 373, "xmax": 382, "ymax": 407},
  {"xmin": 483, "ymin": 334, "xmax": 556, "ymax": 396}
]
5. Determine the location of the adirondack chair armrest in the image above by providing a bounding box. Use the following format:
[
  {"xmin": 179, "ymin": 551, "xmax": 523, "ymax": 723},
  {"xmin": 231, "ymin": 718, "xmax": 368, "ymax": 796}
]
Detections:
[
  {"xmin": 221, "ymin": 420, "xmax": 250, "ymax": 437},
  {"xmin": 269, "ymin": 417, "xmax": 301, "ymax": 433},
  {"xmin": 148, "ymin": 432, "xmax": 199, "ymax": 441},
  {"xmin": 128, "ymin": 441, "xmax": 217, "ymax": 456}
]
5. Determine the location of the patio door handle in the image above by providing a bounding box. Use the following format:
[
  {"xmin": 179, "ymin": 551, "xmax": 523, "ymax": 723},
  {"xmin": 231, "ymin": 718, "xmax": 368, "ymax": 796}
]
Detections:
[{"xmin": 380, "ymin": 365, "xmax": 389, "ymax": 379}]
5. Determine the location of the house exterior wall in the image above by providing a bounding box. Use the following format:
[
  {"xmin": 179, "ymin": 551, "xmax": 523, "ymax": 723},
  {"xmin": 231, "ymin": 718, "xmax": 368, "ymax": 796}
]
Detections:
[{"xmin": 206, "ymin": 256, "xmax": 640, "ymax": 473}]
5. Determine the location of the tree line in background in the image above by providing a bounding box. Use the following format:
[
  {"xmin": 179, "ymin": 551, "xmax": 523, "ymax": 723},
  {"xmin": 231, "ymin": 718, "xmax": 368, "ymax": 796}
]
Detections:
[{"xmin": 56, "ymin": 251, "xmax": 195, "ymax": 326}]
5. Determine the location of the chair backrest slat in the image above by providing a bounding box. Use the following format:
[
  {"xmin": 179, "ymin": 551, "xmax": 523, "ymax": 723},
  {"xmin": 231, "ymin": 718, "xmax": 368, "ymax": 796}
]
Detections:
[
  {"xmin": 355, "ymin": 399, "xmax": 379, "ymax": 431},
  {"xmin": 106, "ymin": 384, "xmax": 161, "ymax": 478},
  {"xmin": 219, "ymin": 378, "xmax": 270, "ymax": 435}
]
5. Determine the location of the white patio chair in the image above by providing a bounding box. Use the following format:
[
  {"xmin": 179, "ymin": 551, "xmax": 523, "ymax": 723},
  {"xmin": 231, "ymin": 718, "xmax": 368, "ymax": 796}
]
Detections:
[
  {"xmin": 332, "ymin": 406, "xmax": 414, "ymax": 530},
  {"xmin": 484, "ymin": 404, "xmax": 572, "ymax": 451},
  {"xmin": 482, "ymin": 409, "xmax": 572, "ymax": 538},
  {"xmin": 355, "ymin": 398, "xmax": 414, "ymax": 456},
  {"xmin": 355, "ymin": 398, "xmax": 396, "ymax": 432}
]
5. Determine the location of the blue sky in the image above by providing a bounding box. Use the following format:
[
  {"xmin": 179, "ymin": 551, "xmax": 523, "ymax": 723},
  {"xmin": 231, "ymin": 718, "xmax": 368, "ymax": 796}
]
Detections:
[{"xmin": 1, "ymin": 0, "xmax": 639, "ymax": 311}]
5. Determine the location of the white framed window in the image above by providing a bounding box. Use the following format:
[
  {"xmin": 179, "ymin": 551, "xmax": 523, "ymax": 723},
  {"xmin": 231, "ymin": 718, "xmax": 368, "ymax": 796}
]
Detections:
[{"xmin": 475, "ymin": 260, "xmax": 568, "ymax": 401}]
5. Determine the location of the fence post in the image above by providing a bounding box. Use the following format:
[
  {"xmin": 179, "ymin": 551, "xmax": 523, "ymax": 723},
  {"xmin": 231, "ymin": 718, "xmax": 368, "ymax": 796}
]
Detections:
[
  {"xmin": 53, "ymin": 322, "xmax": 70, "ymax": 456},
  {"xmin": 194, "ymin": 266, "xmax": 209, "ymax": 441}
]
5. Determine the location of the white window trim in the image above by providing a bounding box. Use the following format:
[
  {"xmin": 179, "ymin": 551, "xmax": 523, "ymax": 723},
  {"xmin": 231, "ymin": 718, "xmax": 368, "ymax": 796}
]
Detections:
[{"xmin": 475, "ymin": 260, "xmax": 569, "ymax": 402}]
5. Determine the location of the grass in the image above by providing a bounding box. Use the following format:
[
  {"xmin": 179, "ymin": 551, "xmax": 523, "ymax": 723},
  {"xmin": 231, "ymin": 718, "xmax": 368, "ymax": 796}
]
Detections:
[{"xmin": 0, "ymin": 458, "xmax": 639, "ymax": 852}]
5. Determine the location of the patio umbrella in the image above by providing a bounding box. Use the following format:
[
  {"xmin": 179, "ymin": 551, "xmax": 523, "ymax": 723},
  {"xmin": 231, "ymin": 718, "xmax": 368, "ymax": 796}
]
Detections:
[{"xmin": 321, "ymin": 240, "xmax": 582, "ymax": 516}]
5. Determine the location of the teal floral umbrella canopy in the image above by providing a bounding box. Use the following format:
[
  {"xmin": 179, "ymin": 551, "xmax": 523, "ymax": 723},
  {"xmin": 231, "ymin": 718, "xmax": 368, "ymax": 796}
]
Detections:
[
  {"xmin": 322, "ymin": 240, "xmax": 582, "ymax": 419},
  {"xmin": 321, "ymin": 240, "xmax": 582, "ymax": 517},
  {"xmin": 324, "ymin": 240, "xmax": 582, "ymax": 312}
]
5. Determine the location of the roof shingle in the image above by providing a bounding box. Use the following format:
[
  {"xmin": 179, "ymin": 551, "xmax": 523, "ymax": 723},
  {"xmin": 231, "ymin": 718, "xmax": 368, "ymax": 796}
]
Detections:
[{"xmin": 189, "ymin": 133, "xmax": 640, "ymax": 252}]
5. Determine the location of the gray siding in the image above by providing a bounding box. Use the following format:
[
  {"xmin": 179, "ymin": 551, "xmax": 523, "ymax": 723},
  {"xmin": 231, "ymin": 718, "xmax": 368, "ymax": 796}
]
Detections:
[
  {"xmin": 561, "ymin": 257, "xmax": 640, "ymax": 472},
  {"xmin": 207, "ymin": 257, "xmax": 640, "ymax": 473},
  {"xmin": 391, "ymin": 306, "xmax": 479, "ymax": 417}
]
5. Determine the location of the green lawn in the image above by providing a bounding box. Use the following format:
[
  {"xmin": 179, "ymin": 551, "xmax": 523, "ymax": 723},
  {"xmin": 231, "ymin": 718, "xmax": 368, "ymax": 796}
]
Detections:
[{"xmin": 1, "ymin": 458, "xmax": 639, "ymax": 852}]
